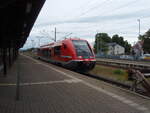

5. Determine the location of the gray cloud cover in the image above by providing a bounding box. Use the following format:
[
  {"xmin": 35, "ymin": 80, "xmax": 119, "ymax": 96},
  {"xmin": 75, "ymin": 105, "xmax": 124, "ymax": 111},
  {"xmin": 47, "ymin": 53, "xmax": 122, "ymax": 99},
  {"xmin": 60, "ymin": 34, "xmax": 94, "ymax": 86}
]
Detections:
[{"xmin": 24, "ymin": 0, "xmax": 150, "ymax": 48}]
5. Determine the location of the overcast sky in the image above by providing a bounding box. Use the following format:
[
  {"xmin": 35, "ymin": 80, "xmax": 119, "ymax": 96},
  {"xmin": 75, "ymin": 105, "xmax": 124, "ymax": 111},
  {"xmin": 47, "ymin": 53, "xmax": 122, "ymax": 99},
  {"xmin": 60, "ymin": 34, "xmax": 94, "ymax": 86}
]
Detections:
[{"xmin": 23, "ymin": 0, "xmax": 150, "ymax": 49}]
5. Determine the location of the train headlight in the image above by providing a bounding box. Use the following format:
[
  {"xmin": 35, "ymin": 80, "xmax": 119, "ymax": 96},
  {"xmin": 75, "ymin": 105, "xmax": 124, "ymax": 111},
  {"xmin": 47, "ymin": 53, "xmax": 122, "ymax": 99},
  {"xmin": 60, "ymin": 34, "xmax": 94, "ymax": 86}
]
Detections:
[
  {"xmin": 90, "ymin": 56, "xmax": 94, "ymax": 58},
  {"xmin": 78, "ymin": 56, "xmax": 82, "ymax": 58}
]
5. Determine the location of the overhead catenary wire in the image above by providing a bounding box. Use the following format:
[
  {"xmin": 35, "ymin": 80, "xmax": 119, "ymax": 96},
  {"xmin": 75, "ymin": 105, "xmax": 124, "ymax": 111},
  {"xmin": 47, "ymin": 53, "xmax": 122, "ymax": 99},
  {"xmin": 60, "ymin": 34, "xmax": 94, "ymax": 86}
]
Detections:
[
  {"xmin": 79, "ymin": 0, "xmax": 111, "ymax": 17},
  {"xmin": 77, "ymin": 0, "xmax": 139, "ymax": 18},
  {"xmin": 68, "ymin": 0, "xmax": 101, "ymax": 18},
  {"xmin": 100, "ymin": 0, "xmax": 139, "ymax": 15}
]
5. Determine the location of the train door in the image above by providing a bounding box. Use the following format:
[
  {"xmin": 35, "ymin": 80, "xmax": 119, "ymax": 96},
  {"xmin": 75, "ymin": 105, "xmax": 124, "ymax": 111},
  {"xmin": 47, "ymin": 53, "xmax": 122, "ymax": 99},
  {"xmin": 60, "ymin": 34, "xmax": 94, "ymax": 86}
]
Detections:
[
  {"xmin": 48, "ymin": 49, "xmax": 51, "ymax": 58},
  {"xmin": 61, "ymin": 43, "xmax": 71, "ymax": 62}
]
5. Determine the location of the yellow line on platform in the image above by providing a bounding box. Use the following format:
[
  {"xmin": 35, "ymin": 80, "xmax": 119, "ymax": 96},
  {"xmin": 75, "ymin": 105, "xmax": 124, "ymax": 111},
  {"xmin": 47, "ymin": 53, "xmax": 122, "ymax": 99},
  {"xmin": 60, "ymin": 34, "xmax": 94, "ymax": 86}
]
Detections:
[{"xmin": 0, "ymin": 83, "xmax": 16, "ymax": 86}]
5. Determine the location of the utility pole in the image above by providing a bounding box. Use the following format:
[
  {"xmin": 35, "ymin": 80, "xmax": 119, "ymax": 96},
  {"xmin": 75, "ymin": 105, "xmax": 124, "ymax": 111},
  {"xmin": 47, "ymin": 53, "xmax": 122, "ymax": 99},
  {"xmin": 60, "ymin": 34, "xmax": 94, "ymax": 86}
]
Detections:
[
  {"xmin": 36, "ymin": 36, "xmax": 41, "ymax": 47},
  {"xmin": 31, "ymin": 40, "xmax": 34, "ymax": 48},
  {"xmin": 38, "ymin": 38, "xmax": 41, "ymax": 47},
  {"xmin": 37, "ymin": 36, "xmax": 45, "ymax": 47},
  {"xmin": 137, "ymin": 19, "xmax": 140, "ymax": 37},
  {"xmin": 96, "ymin": 34, "xmax": 99, "ymax": 54},
  {"xmin": 54, "ymin": 27, "xmax": 56, "ymax": 42},
  {"xmin": 96, "ymin": 31, "xmax": 99, "ymax": 54}
]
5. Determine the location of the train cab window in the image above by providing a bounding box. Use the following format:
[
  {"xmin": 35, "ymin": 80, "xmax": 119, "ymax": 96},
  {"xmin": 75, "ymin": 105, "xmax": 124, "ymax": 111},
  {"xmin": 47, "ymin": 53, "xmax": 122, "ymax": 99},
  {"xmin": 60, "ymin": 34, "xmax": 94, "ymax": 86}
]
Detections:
[
  {"xmin": 54, "ymin": 46, "xmax": 61, "ymax": 55},
  {"xmin": 72, "ymin": 40, "xmax": 93, "ymax": 58}
]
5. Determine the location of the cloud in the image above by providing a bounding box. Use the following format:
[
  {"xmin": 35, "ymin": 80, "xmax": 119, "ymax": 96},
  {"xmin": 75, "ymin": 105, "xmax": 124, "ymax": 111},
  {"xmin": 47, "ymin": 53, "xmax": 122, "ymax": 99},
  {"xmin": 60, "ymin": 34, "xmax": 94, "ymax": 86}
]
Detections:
[
  {"xmin": 34, "ymin": 7, "xmax": 150, "ymax": 28},
  {"xmin": 25, "ymin": 0, "xmax": 150, "ymax": 49}
]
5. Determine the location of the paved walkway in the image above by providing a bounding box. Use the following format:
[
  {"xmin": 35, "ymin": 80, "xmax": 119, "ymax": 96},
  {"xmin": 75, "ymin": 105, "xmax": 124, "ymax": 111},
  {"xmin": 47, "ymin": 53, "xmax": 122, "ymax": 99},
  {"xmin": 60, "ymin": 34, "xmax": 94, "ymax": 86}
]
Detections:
[{"xmin": 0, "ymin": 55, "xmax": 149, "ymax": 113}]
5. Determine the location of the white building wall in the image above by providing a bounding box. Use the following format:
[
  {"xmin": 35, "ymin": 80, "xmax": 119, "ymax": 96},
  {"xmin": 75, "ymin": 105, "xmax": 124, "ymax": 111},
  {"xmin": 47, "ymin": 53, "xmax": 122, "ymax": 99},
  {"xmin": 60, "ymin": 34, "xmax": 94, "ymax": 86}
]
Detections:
[
  {"xmin": 114, "ymin": 45, "xmax": 125, "ymax": 55},
  {"xmin": 107, "ymin": 44, "xmax": 125, "ymax": 55}
]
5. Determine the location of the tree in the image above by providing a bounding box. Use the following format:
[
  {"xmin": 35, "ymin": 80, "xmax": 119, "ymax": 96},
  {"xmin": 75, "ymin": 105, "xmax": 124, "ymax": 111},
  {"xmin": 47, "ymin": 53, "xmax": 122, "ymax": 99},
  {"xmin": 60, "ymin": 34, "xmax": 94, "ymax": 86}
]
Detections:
[
  {"xmin": 94, "ymin": 33, "xmax": 111, "ymax": 53},
  {"xmin": 112, "ymin": 35, "xmax": 125, "ymax": 46},
  {"xmin": 96, "ymin": 33, "xmax": 111, "ymax": 43},
  {"xmin": 94, "ymin": 33, "xmax": 131, "ymax": 54},
  {"xmin": 145, "ymin": 29, "xmax": 150, "ymax": 37},
  {"xmin": 124, "ymin": 40, "xmax": 131, "ymax": 54},
  {"xmin": 139, "ymin": 29, "xmax": 150, "ymax": 53}
]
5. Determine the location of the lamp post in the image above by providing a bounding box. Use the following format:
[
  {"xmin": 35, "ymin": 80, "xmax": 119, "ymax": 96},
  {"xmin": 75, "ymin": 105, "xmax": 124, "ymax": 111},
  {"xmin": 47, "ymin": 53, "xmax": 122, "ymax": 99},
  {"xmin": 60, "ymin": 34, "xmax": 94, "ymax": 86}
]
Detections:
[
  {"xmin": 54, "ymin": 27, "xmax": 56, "ymax": 42},
  {"xmin": 96, "ymin": 34, "xmax": 99, "ymax": 54},
  {"xmin": 36, "ymin": 36, "xmax": 43, "ymax": 47},
  {"xmin": 31, "ymin": 40, "xmax": 34, "ymax": 48},
  {"xmin": 137, "ymin": 19, "xmax": 140, "ymax": 37}
]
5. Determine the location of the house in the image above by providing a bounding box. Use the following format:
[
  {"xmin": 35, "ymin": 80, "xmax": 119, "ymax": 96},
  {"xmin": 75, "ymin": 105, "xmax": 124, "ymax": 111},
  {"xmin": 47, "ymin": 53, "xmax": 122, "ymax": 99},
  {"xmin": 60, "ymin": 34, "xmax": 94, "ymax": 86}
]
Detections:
[
  {"xmin": 132, "ymin": 41, "xmax": 143, "ymax": 57},
  {"xmin": 107, "ymin": 43, "xmax": 125, "ymax": 55}
]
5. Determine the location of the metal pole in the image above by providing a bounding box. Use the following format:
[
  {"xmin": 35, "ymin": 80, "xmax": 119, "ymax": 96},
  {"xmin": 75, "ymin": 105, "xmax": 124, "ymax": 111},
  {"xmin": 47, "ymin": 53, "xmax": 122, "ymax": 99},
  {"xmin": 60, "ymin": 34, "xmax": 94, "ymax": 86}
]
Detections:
[
  {"xmin": 54, "ymin": 27, "xmax": 56, "ymax": 42},
  {"xmin": 13, "ymin": 48, "xmax": 15, "ymax": 62},
  {"xmin": 16, "ymin": 54, "xmax": 20, "ymax": 101},
  {"xmin": 97, "ymin": 38, "xmax": 99, "ymax": 53},
  {"xmin": 8, "ymin": 47, "xmax": 11, "ymax": 67},
  {"xmin": 137, "ymin": 19, "xmax": 140, "ymax": 37},
  {"xmin": 38, "ymin": 38, "xmax": 40, "ymax": 47},
  {"xmin": 100, "ymin": 37, "xmax": 102, "ymax": 53},
  {"xmin": 31, "ymin": 40, "xmax": 34, "ymax": 48},
  {"xmin": 3, "ymin": 48, "xmax": 7, "ymax": 76},
  {"xmin": 96, "ymin": 33, "xmax": 99, "ymax": 54}
]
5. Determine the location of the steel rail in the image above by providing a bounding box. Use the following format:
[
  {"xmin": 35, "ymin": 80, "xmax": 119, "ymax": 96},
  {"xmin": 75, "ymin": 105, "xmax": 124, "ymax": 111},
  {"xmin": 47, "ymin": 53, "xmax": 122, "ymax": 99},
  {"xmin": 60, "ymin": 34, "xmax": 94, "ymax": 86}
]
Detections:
[
  {"xmin": 96, "ymin": 59, "xmax": 150, "ymax": 70},
  {"xmin": 82, "ymin": 72, "xmax": 150, "ymax": 98}
]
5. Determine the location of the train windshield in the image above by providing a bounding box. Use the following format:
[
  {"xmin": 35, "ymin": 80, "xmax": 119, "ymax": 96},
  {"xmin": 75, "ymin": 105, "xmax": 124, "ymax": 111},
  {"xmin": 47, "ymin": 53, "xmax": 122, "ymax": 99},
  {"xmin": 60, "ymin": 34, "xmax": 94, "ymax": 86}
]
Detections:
[{"xmin": 72, "ymin": 40, "xmax": 93, "ymax": 58}]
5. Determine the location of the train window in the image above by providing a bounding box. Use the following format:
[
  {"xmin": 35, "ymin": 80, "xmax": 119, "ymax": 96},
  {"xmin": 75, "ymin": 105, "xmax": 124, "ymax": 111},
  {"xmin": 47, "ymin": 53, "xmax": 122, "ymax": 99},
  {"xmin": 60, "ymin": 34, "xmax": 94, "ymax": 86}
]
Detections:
[
  {"xmin": 72, "ymin": 40, "xmax": 93, "ymax": 58},
  {"xmin": 43, "ymin": 50, "xmax": 47, "ymax": 57},
  {"xmin": 48, "ymin": 50, "xmax": 51, "ymax": 57},
  {"xmin": 37, "ymin": 49, "xmax": 41, "ymax": 55},
  {"xmin": 54, "ymin": 46, "xmax": 61, "ymax": 55},
  {"xmin": 47, "ymin": 50, "xmax": 49, "ymax": 57},
  {"xmin": 42, "ymin": 49, "xmax": 50, "ymax": 58}
]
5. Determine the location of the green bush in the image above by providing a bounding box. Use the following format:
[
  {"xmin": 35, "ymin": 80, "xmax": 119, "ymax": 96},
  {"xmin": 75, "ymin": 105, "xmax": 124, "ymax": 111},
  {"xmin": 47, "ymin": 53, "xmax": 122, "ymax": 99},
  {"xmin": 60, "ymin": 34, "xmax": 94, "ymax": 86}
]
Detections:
[{"xmin": 113, "ymin": 69, "xmax": 125, "ymax": 75}]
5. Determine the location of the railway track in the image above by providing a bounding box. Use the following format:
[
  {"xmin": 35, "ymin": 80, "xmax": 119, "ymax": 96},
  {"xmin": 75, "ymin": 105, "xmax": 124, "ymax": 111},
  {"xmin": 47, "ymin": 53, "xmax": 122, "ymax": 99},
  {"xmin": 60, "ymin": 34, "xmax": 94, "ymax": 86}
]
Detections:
[
  {"xmin": 95, "ymin": 58, "xmax": 150, "ymax": 97},
  {"xmin": 83, "ymin": 72, "xmax": 150, "ymax": 98},
  {"xmin": 29, "ymin": 54, "xmax": 150, "ymax": 99},
  {"xmin": 37, "ymin": 56, "xmax": 150, "ymax": 98},
  {"xmin": 96, "ymin": 58, "xmax": 150, "ymax": 70}
]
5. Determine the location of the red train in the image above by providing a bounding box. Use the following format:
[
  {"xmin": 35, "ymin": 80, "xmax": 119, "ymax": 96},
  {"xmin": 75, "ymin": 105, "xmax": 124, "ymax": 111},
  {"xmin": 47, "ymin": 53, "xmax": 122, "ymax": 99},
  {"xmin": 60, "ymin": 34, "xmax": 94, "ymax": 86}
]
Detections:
[{"xmin": 37, "ymin": 38, "xmax": 96, "ymax": 72}]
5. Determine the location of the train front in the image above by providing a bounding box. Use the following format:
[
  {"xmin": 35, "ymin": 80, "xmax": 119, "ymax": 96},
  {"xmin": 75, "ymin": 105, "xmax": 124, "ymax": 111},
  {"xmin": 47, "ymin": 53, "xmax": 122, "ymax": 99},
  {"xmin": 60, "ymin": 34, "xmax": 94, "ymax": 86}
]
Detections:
[{"xmin": 71, "ymin": 39, "xmax": 96, "ymax": 72}]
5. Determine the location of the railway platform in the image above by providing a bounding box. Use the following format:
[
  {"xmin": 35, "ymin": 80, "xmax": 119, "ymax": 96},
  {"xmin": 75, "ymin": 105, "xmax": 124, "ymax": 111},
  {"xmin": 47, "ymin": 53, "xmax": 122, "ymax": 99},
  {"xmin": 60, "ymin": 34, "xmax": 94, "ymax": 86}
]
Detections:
[{"xmin": 0, "ymin": 55, "xmax": 150, "ymax": 113}]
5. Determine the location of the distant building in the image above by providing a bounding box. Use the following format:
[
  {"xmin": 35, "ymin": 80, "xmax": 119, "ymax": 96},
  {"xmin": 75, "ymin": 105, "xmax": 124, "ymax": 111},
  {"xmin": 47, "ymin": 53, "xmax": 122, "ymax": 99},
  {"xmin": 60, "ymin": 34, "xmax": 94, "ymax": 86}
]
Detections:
[
  {"xmin": 132, "ymin": 41, "xmax": 144, "ymax": 58},
  {"xmin": 107, "ymin": 43, "xmax": 125, "ymax": 55}
]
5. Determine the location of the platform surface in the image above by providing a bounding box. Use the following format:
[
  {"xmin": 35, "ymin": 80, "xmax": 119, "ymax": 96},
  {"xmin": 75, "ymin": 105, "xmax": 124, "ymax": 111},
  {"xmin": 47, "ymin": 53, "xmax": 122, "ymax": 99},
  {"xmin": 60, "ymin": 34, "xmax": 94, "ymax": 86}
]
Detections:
[{"xmin": 0, "ymin": 55, "xmax": 150, "ymax": 113}]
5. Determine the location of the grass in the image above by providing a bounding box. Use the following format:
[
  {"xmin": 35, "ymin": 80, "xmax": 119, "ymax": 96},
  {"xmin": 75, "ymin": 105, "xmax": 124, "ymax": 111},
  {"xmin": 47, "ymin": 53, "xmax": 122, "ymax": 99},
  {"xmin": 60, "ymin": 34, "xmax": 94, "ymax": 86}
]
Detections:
[
  {"xmin": 113, "ymin": 69, "xmax": 125, "ymax": 75},
  {"xmin": 89, "ymin": 65, "xmax": 128, "ymax": 82}
]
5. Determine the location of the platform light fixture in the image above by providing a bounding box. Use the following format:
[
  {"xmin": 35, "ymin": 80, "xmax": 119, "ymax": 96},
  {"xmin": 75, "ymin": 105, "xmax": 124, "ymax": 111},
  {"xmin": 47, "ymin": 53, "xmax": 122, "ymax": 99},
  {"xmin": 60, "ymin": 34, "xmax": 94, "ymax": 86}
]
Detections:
[{"xmin": 26, "ymin": 3, "xmax": 32, "ymax": 13}]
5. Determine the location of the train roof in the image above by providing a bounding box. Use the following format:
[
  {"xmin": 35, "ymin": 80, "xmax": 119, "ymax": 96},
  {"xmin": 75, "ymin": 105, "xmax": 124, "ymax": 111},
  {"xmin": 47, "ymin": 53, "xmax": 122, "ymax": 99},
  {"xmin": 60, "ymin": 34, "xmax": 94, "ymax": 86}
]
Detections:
[
  {"xmin": 40, "ymin": 38, "xmax": 88, "ymax": 49},
  {"xmin": 64, "ymin": 38, "xmax": 87, "ymax": 41}
]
